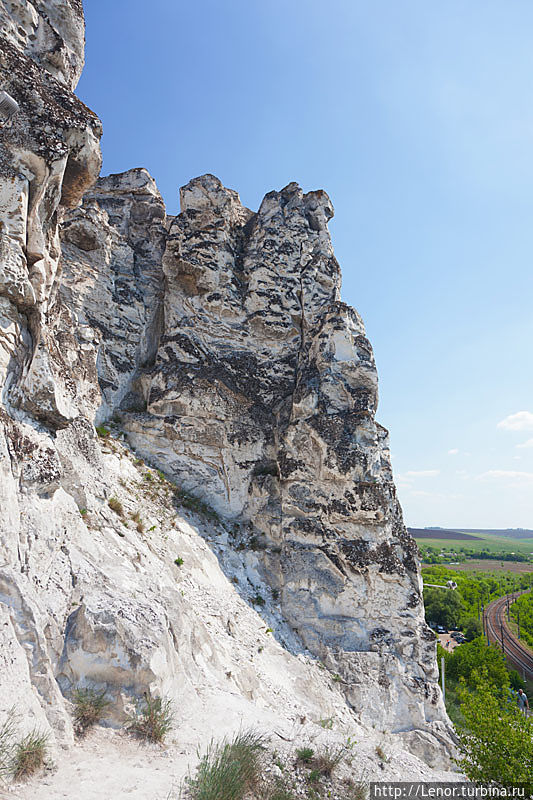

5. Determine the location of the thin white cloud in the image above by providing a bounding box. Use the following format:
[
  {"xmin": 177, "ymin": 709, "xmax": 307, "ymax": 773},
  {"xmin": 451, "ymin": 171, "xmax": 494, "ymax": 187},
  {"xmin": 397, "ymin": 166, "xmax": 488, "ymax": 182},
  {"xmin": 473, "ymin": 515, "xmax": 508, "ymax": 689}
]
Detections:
[
  {"xmin": 516, "ymin": 438, "xmax": 533, "ymax": 449},
  {"xmin": 497, "ymin": 411, "xmax": 533, "ymax": 431},
  {"xmin": 448, "ymin": 448, "xmax": 459, "ymax": 455},
  {"xmin": 409, "ymin": 489, "xmax": 463, "ymax": 500},
  {"xmin": 403, "ymin": 469, "xmax": 440, "ymax": 478},
  {"xmin": 478, "ymin": 470, "xmax": 533, "ymax": 486}
]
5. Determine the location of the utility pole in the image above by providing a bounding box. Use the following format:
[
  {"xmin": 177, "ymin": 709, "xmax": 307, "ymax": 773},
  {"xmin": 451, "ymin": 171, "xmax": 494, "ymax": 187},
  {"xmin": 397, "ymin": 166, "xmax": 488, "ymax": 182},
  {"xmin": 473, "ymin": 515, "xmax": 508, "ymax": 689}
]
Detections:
[
  {"xmin": 500, "ymin": 622, "xmax": 505, "ymax": 655},
  {"xmin": 482, "ymin": 604, "xmax": 485, "ymax": 638},
  {"xmin": 507, "ymin": 596, "xmax": 510, "ymax": 621},
  {"xmin": 517, "ymin": 608, "xmax": 520, "ymax": 640}
]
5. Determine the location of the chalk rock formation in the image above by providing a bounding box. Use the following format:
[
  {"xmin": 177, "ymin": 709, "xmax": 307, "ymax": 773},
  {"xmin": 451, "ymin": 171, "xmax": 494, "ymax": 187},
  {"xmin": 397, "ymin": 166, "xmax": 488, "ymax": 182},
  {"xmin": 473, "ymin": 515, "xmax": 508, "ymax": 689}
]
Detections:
[
  {"xmin": 107, "ymin": 173, "xmax": 446, "ymax": 753},
  {"xmin": 60, "ymin": 168, "xmax": 165, "ymax": 420},
  {"xmin": 0, "ymin": 0, "xmax": 101, "ymax": 426},
  {"xmin": 0, "ymin": 0, "xmax": 454, "ymax": 786}
]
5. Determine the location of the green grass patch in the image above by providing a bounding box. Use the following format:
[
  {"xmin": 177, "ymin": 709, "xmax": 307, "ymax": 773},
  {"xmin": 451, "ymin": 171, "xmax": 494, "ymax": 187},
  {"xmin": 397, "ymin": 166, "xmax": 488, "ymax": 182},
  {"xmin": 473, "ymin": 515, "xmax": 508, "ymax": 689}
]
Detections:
[
  {"xmin": 72, "ymin": 687, "xmax": 110, "ymax": 735},
  {"xmin": 126, "ymin": 694, "xmax": 173, "ymax": 743},
  {"xmin": 185, "ymin": 729, "xmax": 266, "ymax": 800},
  {"xmin": 0, "ymin": 710, "xmax": 17, "ymax": 777},
  {"xmin": 108, "ymin": 497, "xmax": 124, "ymax": 517},
  {"xmin": 252, "ymin": 593, "xmax": 265, "ymax": 607},
  {"xmin": 417, "ymin": 532, "xmax": 533, "ymax": 558},
  {"xmin": 9, "ymin": 730, "xmax": 48, "ymax": 781},
  {"xmin": 295, "ymin": 747, "xmax": 314, "ymax": 763}
]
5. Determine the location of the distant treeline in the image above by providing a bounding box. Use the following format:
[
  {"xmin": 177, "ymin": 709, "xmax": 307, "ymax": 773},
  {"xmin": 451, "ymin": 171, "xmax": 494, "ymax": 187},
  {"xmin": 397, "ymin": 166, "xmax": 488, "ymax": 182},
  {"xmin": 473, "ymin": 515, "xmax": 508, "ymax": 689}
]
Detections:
[
  {"xmin": 468, "ymin": 550, "xmax": 530, "ymax": 562},
  {"xmin": 420, "ymin": 546, "xmax": 532, "ymax": 565}
]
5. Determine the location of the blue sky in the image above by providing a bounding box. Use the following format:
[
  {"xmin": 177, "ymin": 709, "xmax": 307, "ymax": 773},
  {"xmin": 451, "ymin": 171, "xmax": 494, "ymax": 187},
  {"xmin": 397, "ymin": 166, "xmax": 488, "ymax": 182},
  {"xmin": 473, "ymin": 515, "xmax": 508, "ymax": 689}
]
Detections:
[{"xmin": 79, "ymin": 0, "xmax": 533, "ymax": 528}]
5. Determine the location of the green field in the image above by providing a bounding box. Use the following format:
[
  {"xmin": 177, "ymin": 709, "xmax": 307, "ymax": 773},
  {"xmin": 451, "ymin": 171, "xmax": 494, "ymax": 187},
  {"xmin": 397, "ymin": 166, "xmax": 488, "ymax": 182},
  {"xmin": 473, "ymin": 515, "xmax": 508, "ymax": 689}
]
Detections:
[{"xmin": 414, "ymin": 533, "xmax": 533, "ymax": 556}]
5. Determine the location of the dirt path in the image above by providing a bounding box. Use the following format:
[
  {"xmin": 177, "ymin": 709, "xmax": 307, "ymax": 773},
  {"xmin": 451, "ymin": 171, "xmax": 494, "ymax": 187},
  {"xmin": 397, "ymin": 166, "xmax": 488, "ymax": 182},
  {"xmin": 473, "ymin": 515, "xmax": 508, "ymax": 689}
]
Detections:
[{"xmin": 7, "ymin": 728, "xmax": 189, "ymax": 800}]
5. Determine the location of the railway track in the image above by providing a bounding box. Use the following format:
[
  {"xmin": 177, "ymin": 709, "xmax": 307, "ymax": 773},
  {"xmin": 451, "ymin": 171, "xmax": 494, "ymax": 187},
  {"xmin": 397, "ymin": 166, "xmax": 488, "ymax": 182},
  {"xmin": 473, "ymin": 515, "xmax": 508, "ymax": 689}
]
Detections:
[{"xmin": 484, "ymin": 591, "xmax": 533, "ymax": 680}]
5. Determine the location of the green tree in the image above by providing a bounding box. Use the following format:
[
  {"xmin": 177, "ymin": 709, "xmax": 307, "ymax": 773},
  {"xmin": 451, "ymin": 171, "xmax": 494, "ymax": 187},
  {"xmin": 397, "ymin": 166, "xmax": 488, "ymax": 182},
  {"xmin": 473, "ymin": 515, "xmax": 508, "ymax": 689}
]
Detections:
[
  {"xmin": 446, "ymin": 638, "xmax": 509, "ymax": 689},
  {"xmin": 424, "ymin": 587, "xmax": 464, "ymax": 628},
  {"xmin": 463, "ymin": 617, "xmax": 482, "ymax": 642},
  {"xmin": 508, "ymin": 669, "xmax": 524, "ymax": 692},
  {"xmin": 456, "ymin": 672, "xmax": 533, "ymax": 787},
  {"xmin": 511, "ymin": 592, "xmax": 533, "ymax": 649}
]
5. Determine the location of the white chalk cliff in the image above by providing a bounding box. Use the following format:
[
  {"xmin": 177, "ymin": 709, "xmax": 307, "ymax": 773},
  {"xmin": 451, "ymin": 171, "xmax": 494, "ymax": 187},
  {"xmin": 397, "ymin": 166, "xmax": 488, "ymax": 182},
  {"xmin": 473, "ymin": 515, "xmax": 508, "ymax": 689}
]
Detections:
[{"xmin": 0, "ymin": 1, "xmax": 456, "ymax": 795}]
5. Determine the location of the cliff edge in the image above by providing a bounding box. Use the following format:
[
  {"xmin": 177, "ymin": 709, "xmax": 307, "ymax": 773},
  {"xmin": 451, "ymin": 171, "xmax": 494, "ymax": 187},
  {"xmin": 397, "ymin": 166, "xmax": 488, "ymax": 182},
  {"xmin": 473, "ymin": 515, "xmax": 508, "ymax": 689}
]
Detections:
[{"xmin": 0, "ymin": 0, "xmax": 456, "ymax": 794}]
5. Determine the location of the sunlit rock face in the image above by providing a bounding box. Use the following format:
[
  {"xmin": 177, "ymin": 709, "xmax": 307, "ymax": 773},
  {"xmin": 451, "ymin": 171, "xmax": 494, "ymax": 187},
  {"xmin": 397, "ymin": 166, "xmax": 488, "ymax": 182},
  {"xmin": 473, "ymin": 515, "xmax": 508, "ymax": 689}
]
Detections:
[
  {"xmin": 0, "ymin": 0, "xmax": 101, "ymax": 425},
  {"xmin": 0, "ymin": 0, "xmax": 453, "ymax": 773},
  {"xmin": 117, "ymin": 173, "xmax": 448, "ymax": 747},
  {"xmin": 60, "ymin": 168, "xmax": 166, "ymax": 421},
  {"xmin": 0, "ymin": 0, "xmax": 86, "ymax": 89}
]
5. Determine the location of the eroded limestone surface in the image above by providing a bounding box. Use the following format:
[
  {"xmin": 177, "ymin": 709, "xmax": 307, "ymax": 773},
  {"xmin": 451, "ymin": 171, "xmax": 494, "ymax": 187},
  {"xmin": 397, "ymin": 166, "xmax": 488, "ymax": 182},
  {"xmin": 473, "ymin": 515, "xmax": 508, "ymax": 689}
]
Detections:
[
  {"xmin": 60, "ymin": 168, "xmax": 165, "ymax": 421},
  {"xmin": 109, "ymin": 174, "xmax": 446, "ymax": 745},
  {"xmin": 0, "ymin": 0, "xmax": 455, "ymax": 784}
]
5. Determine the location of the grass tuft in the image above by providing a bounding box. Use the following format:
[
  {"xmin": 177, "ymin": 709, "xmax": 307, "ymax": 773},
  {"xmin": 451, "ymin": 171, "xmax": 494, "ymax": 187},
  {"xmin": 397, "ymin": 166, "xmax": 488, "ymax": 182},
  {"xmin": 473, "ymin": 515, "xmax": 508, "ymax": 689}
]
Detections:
[
  {"xmin": 10, "ymin": 730, "xmax": 48, "ymax": 781},
  {"xmin": 108, "ymin": 497, "xmax": 124, "ymax": 517},
  {"xmin": 0, "ymin": 710, "xmax": 16, "ymax": 777},
  {"xmin": 185, "ymin": 729, "xmax": 266, "ymax": 800},
  {"xmin": 130, "ymin": 511, "xmax": 144, "ymax": 533},
  {"xmin": 346, "ymin": 781, "xmax": 368, "ymax": 800},
  {"xmin": 126, "ymin": 694, "xmax": 173, "ymax": 743},
  {"xmin": 95, "ymin": 425, "xmax": 110, "ymax": 438},
  {"xmin": 311, "ymin": 743, "xmax": 346, "ymax": 777},
  {"xmin": 72, "ymin": 687, "xmax": 110, "ymax": 735},
  {"xmin": 307, "ymin": 768, "xmax": 321, "ymax": 784},
  {"xmin": 295, "ymin": 747, "xmax": 314, "ymax": 764},
  {"xmin": 375, "ymin": 745, "xmax": 387, "ymax": 762}
]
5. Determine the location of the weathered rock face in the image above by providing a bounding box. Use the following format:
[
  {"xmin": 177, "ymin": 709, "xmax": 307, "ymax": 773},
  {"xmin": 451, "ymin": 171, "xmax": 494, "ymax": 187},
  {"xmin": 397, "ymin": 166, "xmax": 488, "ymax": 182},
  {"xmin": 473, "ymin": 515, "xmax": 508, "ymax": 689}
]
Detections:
[
  {"xmin": 0, "ymin": 0, "xmax": 101, "ymax": 426},
  {"xmin": 0, "ymin": 0, "xmax": 454, "ymax": 781},
  {"xmin": 60, "ymin": 168, "xmax": 165, "ymax": 421},
  {"xmin": 118, "ymin": 173, "xmax": 446, "ymax": 746},
  {"xmin": 0, "ymin": 0, "xmax": 86, "ymax": 89}
]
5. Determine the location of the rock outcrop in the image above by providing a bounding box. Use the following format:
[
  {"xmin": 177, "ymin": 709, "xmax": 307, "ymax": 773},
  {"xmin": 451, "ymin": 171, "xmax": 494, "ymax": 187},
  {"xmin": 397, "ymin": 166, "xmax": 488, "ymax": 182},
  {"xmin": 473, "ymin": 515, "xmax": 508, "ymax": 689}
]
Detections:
[
  {"xmin": 60, "ymin": 167, "xmax": 165, "ymax": 421},
  {"xmin": 0, "ymin": 0, "xmax": 454, "ymax": 789},
  {"xmin": 108, "ymin": 173, "xmax": 443, "ymax": 746},
  {"xmin": 0, "ymin": 0, "xmax": 101, "ymax": 427}
]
